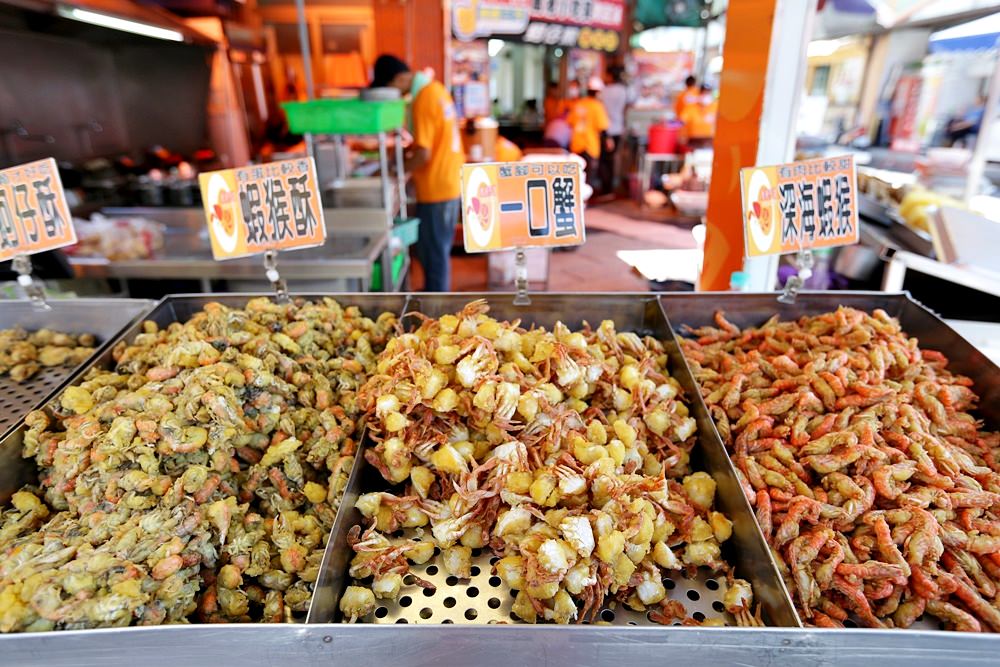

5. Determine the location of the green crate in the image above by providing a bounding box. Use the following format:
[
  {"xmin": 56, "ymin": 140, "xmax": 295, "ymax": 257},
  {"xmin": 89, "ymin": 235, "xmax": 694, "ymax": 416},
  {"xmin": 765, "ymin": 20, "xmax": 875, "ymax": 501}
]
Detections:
[
  {"xmin": 369, "ymin": 251, "xmax": 407, "ymax": 291},
  {"xmin": 393, "ymin": 217, "xmax": 420, "ymax": 247},
  {"xmin": 282, "ymin": 99, "xmax": 406, "ymax": 135}
]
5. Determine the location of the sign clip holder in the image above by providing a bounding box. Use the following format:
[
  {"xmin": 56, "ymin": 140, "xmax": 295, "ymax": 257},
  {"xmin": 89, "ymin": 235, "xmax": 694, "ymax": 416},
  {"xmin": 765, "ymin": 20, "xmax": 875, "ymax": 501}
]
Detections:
[
  {"xmin": 263, "ymin": 250, "xmax": 290, "ymax": 303},
  {"xmin": 12, "ymin": 255, "xmax": 50, "ymax": 311},
  {"xmin": 777, "ymin": 249, "xmax": 813, "ymax": 305},
  {"xmin": 513, "ymin": 248, "xmax": 531, "ymax": 306}
]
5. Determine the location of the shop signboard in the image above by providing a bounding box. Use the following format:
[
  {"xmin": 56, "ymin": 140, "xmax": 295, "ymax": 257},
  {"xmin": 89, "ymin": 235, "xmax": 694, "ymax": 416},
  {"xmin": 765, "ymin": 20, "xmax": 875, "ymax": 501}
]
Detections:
[
  {"xmin": 452, "ymin": 0, "xmax": 624, "ymax": 52},
  {"xmin": 462, "ymin": 160, "xmax": 585, "ymax": 252},
  {"xmin": 740, "ymin": 155, "xmax": 858, "ymax": 258},
  {"xmin": 199, "ymin": 157, "xmax": 326, "ymax": 261},
  {"xmin": 0, "ymin": 158, "xmax": 76, "ymax": 262}
]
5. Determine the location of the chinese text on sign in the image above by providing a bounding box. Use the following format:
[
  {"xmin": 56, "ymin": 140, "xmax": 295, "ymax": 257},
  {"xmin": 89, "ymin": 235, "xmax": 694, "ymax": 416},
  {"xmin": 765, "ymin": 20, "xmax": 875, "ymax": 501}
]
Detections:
[
  {"xmin": 462, "ymin": 161, "xmax": 585, "ymax": 253},
  {"xmin": 199, "ymin": 158, "xmax": 326, "ymax": 261},
  {"xmin": 0, "ymin": 158, "xmax": 76, "ymax": 262},
  {"xmin": 740, "ymin": 155, "xmax": 858, "ymax": 258}
]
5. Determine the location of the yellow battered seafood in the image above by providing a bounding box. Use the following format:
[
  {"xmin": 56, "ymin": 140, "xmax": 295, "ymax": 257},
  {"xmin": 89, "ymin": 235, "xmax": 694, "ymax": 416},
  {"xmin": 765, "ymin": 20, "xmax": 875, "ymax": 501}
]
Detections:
[
  {"xmin": 0, "ymin": 328, "xmax": 96, "ymax": 383},
  {"xmin": 682, "ymin": 308, "xmax": 1000, "ymax": 632},
  {"xmin": 0, "ymin": 297, "xmax": 396, "ymax": 632},
  {"xmin": 341, "ymin": 300, "xmax": 754, "ymax": 625}
]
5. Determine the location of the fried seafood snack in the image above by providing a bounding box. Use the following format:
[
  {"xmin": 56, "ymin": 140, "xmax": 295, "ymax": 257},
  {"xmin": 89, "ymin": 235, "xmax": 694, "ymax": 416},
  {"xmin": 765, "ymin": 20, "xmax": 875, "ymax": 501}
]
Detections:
[
  {"xmin": 342, "ymin": 300, "xmax": 753, "ymax": 624},
  {"xmin": 0, "ymin": 297, "xmax": 397, "ymax": 631},
  {"xmin": 682, "ymin": 307, "xmax": 1000, "ymax": 632},
  {"xmin": 0, "ymin": 327, "xmax": 97, "ymax": 383}
]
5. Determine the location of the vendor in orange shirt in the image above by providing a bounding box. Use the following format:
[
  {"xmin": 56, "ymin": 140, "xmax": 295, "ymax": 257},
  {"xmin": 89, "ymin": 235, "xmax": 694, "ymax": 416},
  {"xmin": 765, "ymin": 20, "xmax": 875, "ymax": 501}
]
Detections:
[
  {"xmin": 680, "ymin": 84, "xmax": 718, "ymax": 149},
  {"xmin": 674, "ymin": 75, "xmax": 700, "ymax": 121},
  {"xmin": 567, "ymin": 77, "xmax": 610, "ymax": 187},
  {"xmin": 373, "ymin": 54, "xmax": 465, "ymax": 291}
]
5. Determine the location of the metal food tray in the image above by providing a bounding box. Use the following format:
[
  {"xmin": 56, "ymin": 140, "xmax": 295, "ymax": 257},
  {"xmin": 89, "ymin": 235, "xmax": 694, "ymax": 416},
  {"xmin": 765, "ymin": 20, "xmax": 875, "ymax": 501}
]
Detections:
[
  {"xmin": 309, "ymin": 294, "xmax": 799, "ymax": 628},
  {"xmin": 4, "ymin": 292, "xmax": 1000, "ymax": 667},
  {"xmin": 0, "ymin": 293, "xmax": 407, "ymax": 602},
  {"xmin": 0, "ymin": 299, "xmax": 154, "ymax": 443},
  {"xmin": 659, "ymin": 290, "xmax": 1000, "ymax": 631}
]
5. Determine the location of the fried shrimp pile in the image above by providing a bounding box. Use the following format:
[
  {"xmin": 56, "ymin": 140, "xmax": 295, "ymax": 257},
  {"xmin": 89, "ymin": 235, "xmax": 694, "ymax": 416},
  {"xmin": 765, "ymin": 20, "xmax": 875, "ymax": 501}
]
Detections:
[
  {"xmin": 0, "ymin": 297, "xmax": 396, "ymax": 631},
  {"xmin": 682, "ymin": 307, "xmax": 1000, "ymax": 631},
  {"xmin": 0, "ymin": 328, "xmax": 96, "ymax": 383}
]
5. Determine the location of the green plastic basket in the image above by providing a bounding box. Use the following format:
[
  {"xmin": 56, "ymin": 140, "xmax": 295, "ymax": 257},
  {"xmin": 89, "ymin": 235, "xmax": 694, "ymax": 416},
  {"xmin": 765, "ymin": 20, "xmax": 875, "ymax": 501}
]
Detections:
[
  {"xmin": 282, "ymin": 99, "xmax": 406, "ymax": 135},
  {"xmin": 393, "ymin": 217, "xmax": 420, "ymax": 247},
  {"xmin": 369, "ymin": 252, "xmax": 407, "ymax": 291}
]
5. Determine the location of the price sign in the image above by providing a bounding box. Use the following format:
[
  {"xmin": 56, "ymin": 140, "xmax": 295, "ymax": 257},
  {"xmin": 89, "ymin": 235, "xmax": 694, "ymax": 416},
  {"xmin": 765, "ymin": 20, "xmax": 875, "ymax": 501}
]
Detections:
[
  {"xmin": 199, "ymin": 158, "xmax": 326, "ymax": 260},
  {"xmin": 0, "ymin": 158, "xmax": 76, "ymax": 262},
  {"xmin": 462, "ymin": 161, "xmax": 585, "ymax": 252},
  {"xmin": 741, "ymin": 155, "xmax": 858, "ymax": 258}
]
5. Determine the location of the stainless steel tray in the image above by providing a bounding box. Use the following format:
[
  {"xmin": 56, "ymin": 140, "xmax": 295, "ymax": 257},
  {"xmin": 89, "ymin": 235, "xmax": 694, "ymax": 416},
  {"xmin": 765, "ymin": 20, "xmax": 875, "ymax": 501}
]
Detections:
[
  {"xmin": 309, "ymin": 293, "xmax": 799, "ymax": 628},
  {"xmin": 3, "ymin": 293, "xmax": 1000, "ymax": 665},
  {"xmin": 0, "ymin": 299, "xmax": 154, "ymax": 443},
  {"xmin": 659, "ymin": 290, "xmax": 1000, "ymax": 631},
  {"xmin": 0, "ymin": 293, "xmax": 408, "ymax": 613}
]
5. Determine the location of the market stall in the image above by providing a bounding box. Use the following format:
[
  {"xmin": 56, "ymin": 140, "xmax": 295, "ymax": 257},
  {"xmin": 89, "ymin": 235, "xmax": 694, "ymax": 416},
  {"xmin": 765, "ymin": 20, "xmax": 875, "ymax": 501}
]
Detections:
[{"xmin": 0, "ymin": 289, "xmax": 998, "ymax": 666}]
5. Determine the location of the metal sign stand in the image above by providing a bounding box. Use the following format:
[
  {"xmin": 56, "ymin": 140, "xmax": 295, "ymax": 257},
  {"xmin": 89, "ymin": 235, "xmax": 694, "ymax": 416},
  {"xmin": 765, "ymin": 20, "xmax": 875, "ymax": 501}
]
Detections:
[
  {"xmin": 263, "ymin": 250, "xmax": 290, "ymax": 303},
  {"xmin": 777, "ymin": 248, "xmax": 813, "ymax": 304},
  {"xmin": 11, "ymin": 254, "xmax": 50, "ymax": 310},
  {"xmin": 513, "ymin": 247, "xmax": 530, "ymax": 306}
]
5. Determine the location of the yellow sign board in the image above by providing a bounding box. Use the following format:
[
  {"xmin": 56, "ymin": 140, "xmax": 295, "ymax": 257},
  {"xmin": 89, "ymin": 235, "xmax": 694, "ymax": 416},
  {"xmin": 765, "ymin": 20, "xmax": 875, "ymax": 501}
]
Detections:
[
  {"xmin": 199, "ymin": 158, "xmax": 326, "ymax": 260},
  {"xmin": 741, "ymin": 155, "xmax": 858, "ymax": 257},
  {"xmin": 0, "ymin": 158, "xmax": 76, "ymax": 262},
  {"xmin": 461, "ymin": 161, "xmax": 585, "ymax": 253}
]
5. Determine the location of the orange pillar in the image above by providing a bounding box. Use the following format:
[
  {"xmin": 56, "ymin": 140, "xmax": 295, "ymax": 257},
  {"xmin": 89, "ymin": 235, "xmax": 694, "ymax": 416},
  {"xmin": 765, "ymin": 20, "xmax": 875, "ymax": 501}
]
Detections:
[{"xmin": 699, "ymin": 0, "xmax": 778, "ymax": 291}]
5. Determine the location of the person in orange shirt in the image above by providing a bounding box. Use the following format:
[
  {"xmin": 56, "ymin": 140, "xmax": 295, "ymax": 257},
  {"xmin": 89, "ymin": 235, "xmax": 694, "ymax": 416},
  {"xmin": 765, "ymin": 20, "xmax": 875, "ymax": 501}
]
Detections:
[
  {"xmin": 567, "ymin": 77, "xmax": 609, "ymax": 187},
  {"xmin": 543, "ymin": 82, "xmax": 562, "ymax": 123},
  {"xmin": 680, "ymin": 85, "xmax": 718, "ymax": 149},
  {"xmin": 674, "ymin": 75, "xmax": 700, "ymax": 121},
  {"xmin": 373, "ymin": 54, "xmax": 465, "ymax": 291}
]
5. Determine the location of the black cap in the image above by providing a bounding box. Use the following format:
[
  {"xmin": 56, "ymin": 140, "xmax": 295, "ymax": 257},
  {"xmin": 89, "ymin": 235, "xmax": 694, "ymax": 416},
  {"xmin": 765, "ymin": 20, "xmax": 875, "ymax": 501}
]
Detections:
[{"xmin": 371, "ymin": 54, "xmax": 410, "ymax": 88}]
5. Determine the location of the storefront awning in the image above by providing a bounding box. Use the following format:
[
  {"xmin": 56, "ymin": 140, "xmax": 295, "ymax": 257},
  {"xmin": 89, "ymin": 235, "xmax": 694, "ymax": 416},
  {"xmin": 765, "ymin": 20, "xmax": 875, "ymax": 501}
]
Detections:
[{"xmin": 929, "ymin": 13, "xmax": 1000, "ymax": 52}]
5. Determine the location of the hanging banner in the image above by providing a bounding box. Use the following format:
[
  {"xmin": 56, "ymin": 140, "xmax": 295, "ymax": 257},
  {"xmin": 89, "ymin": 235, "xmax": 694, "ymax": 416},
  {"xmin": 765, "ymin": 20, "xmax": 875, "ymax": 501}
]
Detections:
[
  {"xmin": 199, "ymin": 158, "xmax": 326, "ymax": 261},
  {"xmin": 0, "ymin": 158, "xmax": 76, "ymax": 262},
  {"xmin": 462, "ymin": 161, "xmax": 585, "ymax": 252},
  {"xmin": 741, "ymin": 155, "xmax": 858, "ymax": 258},
  {"xmin": 452, "ymin": 0, "xmax": 624, "ymax": 52}
]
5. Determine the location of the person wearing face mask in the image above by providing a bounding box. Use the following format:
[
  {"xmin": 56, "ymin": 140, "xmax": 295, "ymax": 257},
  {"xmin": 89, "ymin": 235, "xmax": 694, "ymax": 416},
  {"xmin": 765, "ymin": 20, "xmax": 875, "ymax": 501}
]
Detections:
[
  {"xmin": 372, "ymin": 54, "xmax": 465, "ymax": 291},
  {"xmin": 680, "ymin": 84, "xmax": 718, "ymax": 149}
]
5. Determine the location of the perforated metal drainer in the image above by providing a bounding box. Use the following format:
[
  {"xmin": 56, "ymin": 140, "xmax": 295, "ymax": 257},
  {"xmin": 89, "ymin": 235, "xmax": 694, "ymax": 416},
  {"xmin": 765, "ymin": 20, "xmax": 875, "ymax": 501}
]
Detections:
[
  {"xmin": 357, "ymin": 536, "xmax": 739, "ymax": 626},
  {"xmin": 0, "ymin": 366, "xmax": 75, "ymax": 436}
]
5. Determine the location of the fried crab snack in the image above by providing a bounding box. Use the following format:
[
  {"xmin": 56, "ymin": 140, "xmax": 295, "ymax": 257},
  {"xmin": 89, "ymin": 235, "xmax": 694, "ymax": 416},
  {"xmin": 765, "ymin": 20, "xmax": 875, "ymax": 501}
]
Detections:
[
  {"xmin": 0, "ymin": 297, "xmax": 396, "ymax": 631},
  {"xmin": 342, "ymin": 300, "xmax": 754, "ymax": 625},
  {"xmin": 682, "ymin": 308, "xmax": 1000, "ymax": 632},
  {"xmin": 0, "ymin": 327, "xmax": 97, "ymax": 383}
]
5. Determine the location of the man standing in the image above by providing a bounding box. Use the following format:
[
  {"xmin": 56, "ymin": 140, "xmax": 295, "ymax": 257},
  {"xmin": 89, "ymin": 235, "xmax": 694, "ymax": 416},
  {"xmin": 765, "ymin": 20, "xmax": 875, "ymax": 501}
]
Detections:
[
  {"xmin": 674, "ymin": 75, "xmax": 700, "ymax": 121},
  {"xmin": 373, "ymin": 54, "xmax": 464, "ymax": 291},
  {"xmin": 598, "ymin": 66, "xmax": 628, "ymax": 193},
  {"xmin": 568, "ymin": 77, "xmax": 610, "ymax": 190}
]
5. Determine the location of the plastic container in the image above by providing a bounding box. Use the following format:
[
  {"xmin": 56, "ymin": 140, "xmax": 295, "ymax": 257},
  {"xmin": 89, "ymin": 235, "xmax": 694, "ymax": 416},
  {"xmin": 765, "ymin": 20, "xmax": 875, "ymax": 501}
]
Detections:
[
  {"xmin": 393, "ymin": 217, "xmax": 420, "ymax": 247},
  {"xmin": 282, "ymin": 99, "xmax": 406, "ymax": 135},
  {"xmin": 369, "ymin": 252, "xmax": 407, "ymax": 291},
  {"xmin": 647, "ymin": 121, "xmax": 680, "ymax": 154}
]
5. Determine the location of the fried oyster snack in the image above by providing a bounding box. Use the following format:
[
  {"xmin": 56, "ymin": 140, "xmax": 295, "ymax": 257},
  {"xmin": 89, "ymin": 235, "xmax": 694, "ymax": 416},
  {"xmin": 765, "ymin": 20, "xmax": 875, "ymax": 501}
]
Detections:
[
  {"xmin": 682, "ymin": 308, "xmax": 1000, "ymax": 632},
  {"xmin": 0, "ymin": 328, "xmax": 97, "ymax": 383},
  {"xmin": 0, "ymin": 297, "xmax": 397, "ymax": 632},
  {"xmin": 341, "ymin": 301, "xmax": 754, "ymax": 625}
]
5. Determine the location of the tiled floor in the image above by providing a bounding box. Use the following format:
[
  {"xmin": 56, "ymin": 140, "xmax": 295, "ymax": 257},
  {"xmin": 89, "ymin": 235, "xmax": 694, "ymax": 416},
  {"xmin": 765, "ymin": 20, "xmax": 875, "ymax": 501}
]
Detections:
[{"xmin": 409, "ymin": 199, "xmax": 697, "ymax": 292}]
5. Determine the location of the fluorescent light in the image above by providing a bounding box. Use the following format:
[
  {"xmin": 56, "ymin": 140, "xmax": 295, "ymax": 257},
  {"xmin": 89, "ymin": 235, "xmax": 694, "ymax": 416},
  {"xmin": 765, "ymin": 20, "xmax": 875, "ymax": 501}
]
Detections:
[
  {"xmin": 488, "ymin": 39, "xmax": 505, "ymax": 57},
  {"xmin": 57, "ymin": 6, "xmax": 184, "ymax": 42}
]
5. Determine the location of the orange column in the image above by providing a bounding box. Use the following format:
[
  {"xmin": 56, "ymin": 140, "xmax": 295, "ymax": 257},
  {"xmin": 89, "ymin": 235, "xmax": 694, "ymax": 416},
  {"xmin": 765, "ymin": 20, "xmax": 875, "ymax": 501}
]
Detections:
[
  {"xmin": 699, "ymin": 0, "xmax": 778, "ymax": 291},
  {"xmin": 372, "ymin": 0, "xmax": 446, "ymax": 76}
]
